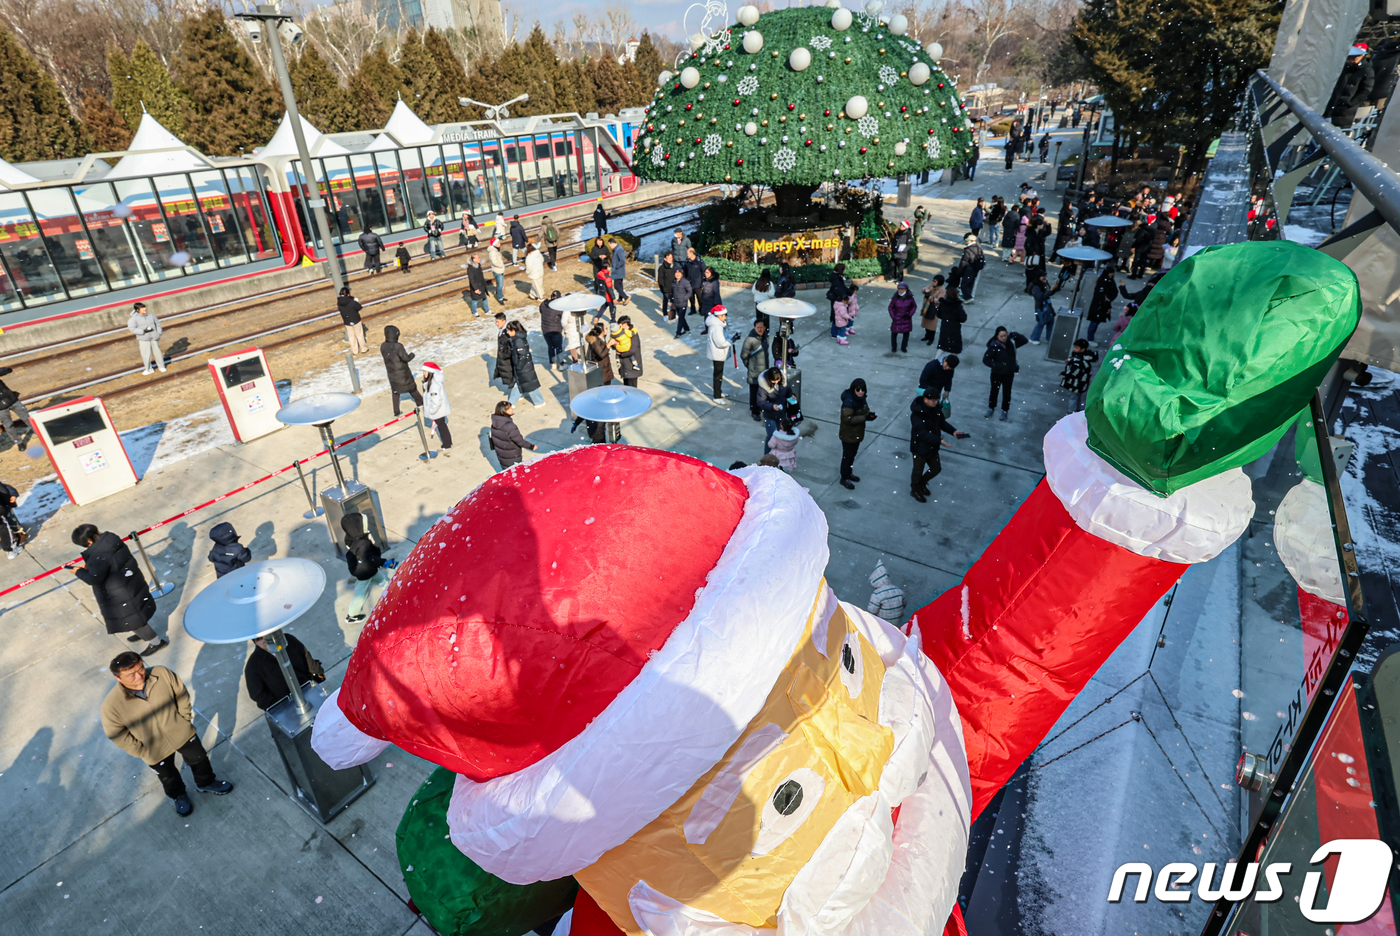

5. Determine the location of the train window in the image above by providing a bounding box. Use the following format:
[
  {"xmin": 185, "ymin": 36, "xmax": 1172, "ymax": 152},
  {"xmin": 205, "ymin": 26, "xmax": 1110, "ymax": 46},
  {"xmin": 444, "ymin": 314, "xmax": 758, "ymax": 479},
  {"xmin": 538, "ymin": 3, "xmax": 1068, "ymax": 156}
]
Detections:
[
  {"xmin": 554, "ymin": 141, "xmax": 574, "ymax": 157},
  {"xmin": 44, "ymin": 408, "xmax": 108, "ymax": 446}
]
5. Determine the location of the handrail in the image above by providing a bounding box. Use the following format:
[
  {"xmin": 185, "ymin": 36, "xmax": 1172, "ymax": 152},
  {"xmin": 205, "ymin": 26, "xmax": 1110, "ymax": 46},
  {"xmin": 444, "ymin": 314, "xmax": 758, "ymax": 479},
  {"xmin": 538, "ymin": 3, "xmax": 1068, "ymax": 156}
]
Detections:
[{"xmin": 1254, "ymin": 68, "xmax": 1400, "ymax": 235}]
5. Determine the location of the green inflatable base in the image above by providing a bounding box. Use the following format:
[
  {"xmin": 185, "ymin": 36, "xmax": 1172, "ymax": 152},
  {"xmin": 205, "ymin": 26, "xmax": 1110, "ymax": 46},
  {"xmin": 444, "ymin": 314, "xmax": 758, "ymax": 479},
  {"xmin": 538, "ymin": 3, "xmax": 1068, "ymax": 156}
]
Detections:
[{"xmin": 396, "ymin": 767, "xmax": 579, "ymax": 936}]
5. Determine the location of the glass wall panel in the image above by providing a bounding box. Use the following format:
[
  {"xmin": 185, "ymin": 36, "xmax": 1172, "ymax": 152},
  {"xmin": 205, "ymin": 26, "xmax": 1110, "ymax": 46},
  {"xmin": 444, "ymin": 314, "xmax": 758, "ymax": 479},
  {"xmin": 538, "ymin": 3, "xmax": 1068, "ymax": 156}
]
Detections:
[
  {"xmin": 347, "ymin": 153, "xmax": 385, "ymax": 233},
  {"xmin": 0, "ymin": 192, "xmax": 64, "ymax": 306},
  {"xmin": 373, "ymin": 151, "xmax": 410, "ymax": 232},
  {"xmin": 443, "ymin": 144, "xmax": 469, "ymax": 218},
  {"xmin": 189, "ymin": 170, "xmax": 249, "ymax": 267},
  {"xmin": 316, "ymin": 157, "xmax": 361, "ymax": 242},
  {"xmin": 75, "ymin": 181, "xmax": 146, "ymax": 289},
  {"xmin": 27, "ymin": 187, "xmax": 107, "ymax": 298},
  {"xmin": 154, "ymin": 173, "xmax": 217, "ymax": 272},
  {"xmin": 287, "ymin": 161, "xmax": 318, "ymax": 251},
  {"xmin": 479, "ymin": 141, "xmax": 510, "ymax": 212},
  {"xmin": 113, "ymin": 177, "xmax": 184, "ymax": 281},
  {"xmin": 420, "ymin": 146, "xmax": 450, "ymax": 216},
  {"xmin": 502, "ymin": 137, "xmax": 531, "ymax": 206},
  {"xmin": 235, "ymin": 168, "xmax": 280, "ymax": 260},
  {"xmin": 399, "ymin": 147, "xmax": 431, "ymax": 224},
  {"xmin": 0, "ymin": 252, "xmax": 18, "ymax": 312}
]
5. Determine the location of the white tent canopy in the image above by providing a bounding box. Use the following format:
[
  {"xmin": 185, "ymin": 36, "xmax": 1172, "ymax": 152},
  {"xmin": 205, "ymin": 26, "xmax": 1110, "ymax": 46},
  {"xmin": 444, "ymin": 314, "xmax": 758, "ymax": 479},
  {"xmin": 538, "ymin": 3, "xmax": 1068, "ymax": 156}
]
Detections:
[
  {"xmin": 108, "ymin": 112, "xmax": 215, "ymax": 179},
  {"xmin": 0, "ymin": 155, "xmax": 41, "ymax": 190},
  {"xmin": 368, "ymin": 99, "xmax": 436, "ymax": 149},
  {"xmin": 258, "ymin": 112, "xmax": 350, "ymax": 159}
]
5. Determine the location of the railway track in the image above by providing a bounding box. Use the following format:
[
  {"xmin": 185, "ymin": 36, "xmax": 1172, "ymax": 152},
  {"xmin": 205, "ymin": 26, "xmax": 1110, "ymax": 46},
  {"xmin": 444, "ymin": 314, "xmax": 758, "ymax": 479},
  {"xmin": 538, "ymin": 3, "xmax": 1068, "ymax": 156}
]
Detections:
[{"xmin": 15, "ymin": 186, "xmax": 732, "ymax": 407}]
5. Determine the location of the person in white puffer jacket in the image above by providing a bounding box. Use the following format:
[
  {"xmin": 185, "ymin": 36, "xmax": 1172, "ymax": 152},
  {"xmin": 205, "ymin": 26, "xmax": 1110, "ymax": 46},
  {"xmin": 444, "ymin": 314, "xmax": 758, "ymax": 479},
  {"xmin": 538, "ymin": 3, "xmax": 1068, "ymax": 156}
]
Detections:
[
  {"xmin": 421, "ymin": 361, "xmax": 452, "ymax": 454},
  {"xmin": 705, "ymin": 305, "xmax": 736, "ymax": 405}
]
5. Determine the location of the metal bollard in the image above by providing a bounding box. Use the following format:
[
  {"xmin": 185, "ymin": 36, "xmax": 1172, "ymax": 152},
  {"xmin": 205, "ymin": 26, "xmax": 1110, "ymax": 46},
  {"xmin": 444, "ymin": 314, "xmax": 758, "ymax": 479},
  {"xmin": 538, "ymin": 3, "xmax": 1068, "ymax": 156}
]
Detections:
[
  {"xmin": 129, "ymin": 530, "xmax": 175, "ymax": 598},
  {"xmin": 294, "ymin": 459, "xmax": 324, "ymax": 518},
  {"xmin": 344, "ymin": 349, "xmax": 361, "ymax": 393},
  {"xmin": 413, "ymin": 407, "xmax": 436, "ymax": 462}
]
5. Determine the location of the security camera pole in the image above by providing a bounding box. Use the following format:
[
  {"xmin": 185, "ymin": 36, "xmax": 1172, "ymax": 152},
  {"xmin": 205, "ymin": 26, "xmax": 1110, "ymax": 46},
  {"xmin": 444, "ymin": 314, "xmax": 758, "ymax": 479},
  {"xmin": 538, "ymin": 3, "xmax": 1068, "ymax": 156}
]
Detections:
[
  {"xmin": 457, "ymin": 93, "xmax": 530, "ymax": 121},
  {"xmin": 236, "ymin": 3, "xmax": 345, "ymax": 294}
]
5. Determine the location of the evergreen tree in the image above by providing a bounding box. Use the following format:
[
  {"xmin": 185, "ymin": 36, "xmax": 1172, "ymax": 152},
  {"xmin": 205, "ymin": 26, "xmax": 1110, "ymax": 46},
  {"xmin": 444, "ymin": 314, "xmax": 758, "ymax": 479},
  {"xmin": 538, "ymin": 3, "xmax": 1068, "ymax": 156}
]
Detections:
[
  {"xmin": 176, "ymin": 10, "xmax": 280, "ymax": 155},
  {"xmin": 0, "ymin": 25, "xmax": 85, "ymax": 161},
  {"xmin": 1072, "ymin": 0, "xmax": 1277, "ymax": 164},
  {"xmin": 290, "ymin": 43, "xmax": 358, "ymax": 133},
  {"xmin": 349, "ymin": 46, "xmax": 403, "ymax": 130},
  {"xmin": 82, "ymin": 90, "xmax": 131, "ymax": 152},
  {"xmin": 109, "ymin": 40, "xmax": 186, "ymax": 137},
  {"xmin": 397, "ymin": 30, "xmax": 452, "ymax": 124},
  {"xmin": 424, "ymin": 28, "xmax": 471, "ymax": 121},
  {"xmin": 590, "ymin": 55, "xmax": 629, "ymax": 114},
  {"xmin": 631, "ymin": 32, "xmax": 667, "ymax": 95},
  {"xmin": 555, "ymin": 58, "xmax": 596, "ymax": 116}
]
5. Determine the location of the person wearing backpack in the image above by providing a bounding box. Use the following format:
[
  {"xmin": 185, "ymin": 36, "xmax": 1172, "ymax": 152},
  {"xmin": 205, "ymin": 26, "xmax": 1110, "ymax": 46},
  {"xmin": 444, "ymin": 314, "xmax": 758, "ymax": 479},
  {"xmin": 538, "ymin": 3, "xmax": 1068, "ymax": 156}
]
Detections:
[
  {"xmin": 983, "ymin": 325, "xmax": 1028, "ymax": 421},
  {"xmin": 957, "ymin": 233, "xmax": 985, "ymax": 301},
  {"xmin": 342, "ymin": 512, "xmax": 394, "ymax": 624},
  {"xmin": 1086, "ymin": 266, "xmax": 1120, "ymax": 341}
]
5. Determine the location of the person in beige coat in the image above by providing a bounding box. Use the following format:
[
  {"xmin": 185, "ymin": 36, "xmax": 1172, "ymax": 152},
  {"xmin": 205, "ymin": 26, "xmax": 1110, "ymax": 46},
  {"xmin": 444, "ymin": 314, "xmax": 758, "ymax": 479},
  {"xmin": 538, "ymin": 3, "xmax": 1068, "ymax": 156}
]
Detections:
[
  {"xmin": 523, "ymin": 244, "xmax": 546, "ymax": 300},
  {"xmin": 101, "ymin": 652, "xmax": 233, "ymax": 816},
  {"xmin": 486, "ymin": 238, "xmax": 507, "ymax": 302}
]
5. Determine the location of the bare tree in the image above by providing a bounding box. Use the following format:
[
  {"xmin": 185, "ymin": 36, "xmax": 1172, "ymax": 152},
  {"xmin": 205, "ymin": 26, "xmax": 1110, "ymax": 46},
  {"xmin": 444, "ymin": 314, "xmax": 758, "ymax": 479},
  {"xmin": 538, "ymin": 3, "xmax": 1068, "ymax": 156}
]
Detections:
[{"xmin": 601, "ymin": 3, "xmax": 636, "ymax": 58}]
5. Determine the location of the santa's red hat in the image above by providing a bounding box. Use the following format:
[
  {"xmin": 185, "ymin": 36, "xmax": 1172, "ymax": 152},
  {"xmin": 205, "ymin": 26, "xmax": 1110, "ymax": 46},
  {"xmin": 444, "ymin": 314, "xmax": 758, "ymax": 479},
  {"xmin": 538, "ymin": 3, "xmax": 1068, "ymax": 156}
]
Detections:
[
  {"xmin": 313, "ymin": 445, "xmax": 830, "ymax": 881},
  {"xmin": 421, "ymin": 361, "xmax": 442, "ymax": 373}
]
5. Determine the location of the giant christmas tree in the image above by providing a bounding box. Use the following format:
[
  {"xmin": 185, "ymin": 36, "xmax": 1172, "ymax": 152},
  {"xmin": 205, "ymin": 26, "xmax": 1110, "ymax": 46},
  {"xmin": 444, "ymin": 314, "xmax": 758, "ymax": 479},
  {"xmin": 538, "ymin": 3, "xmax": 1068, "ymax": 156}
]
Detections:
[{"xmin": 633, "ymin": 3, "xmax": 970, "ymax": 218}]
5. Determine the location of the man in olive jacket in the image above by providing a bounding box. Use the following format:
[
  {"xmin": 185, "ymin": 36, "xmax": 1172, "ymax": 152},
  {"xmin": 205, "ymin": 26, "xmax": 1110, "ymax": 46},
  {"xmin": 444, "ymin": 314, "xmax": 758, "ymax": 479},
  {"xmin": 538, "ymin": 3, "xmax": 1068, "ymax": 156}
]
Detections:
[{"xmin": 101, "ymin": 652, "xmax": 233, "ymax": 816}]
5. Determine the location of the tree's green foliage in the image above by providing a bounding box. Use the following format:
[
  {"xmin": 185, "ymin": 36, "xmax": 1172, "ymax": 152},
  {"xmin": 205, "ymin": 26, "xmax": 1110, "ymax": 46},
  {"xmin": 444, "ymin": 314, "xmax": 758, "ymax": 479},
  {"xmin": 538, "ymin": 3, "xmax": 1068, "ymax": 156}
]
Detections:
[
  {"xmin": 1072, "ymin": 0, "xmax": 1278, "ymax": 151},
  {"xmin": 110, "ymin": 40, "xmax": 186, "ymax": 137},
  {"xmin": 290, "ymin": 43, "xmax": 358, "ymax": 133},
  {"xmin": 0, "ymin": 25, "xmax": 85, "ymax": 161},
  {"xmin": 176, "ymin": 9, "xmax": 280, "ymax": 155},
  {"xmin": 349, "ymin": 46, "xmax": 403, "ymax": 130},
  {"xmin": 82, "ymin": 89, "xmax": 131, "ymax": 152}
]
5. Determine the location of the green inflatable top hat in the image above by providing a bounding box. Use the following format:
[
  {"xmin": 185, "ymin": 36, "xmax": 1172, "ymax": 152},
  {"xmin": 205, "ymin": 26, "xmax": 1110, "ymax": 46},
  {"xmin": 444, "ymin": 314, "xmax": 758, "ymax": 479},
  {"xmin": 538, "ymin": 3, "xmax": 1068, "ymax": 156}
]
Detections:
[{"xmin": 1086, "ymin": 240, "xmax": 1361, "ymax": 495}]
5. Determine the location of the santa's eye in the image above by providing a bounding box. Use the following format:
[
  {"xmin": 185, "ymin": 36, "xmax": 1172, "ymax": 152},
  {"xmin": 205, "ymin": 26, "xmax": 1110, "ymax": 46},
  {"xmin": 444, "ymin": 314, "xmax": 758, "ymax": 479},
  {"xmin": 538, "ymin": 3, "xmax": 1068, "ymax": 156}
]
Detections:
[
  {"xmin": 839, "ymin": 634, "xmax": 864, "ymax": 699},
  {"xmin": 752, "ymin": 767, "xmax": 824, "ymax": 856},
  {"xmin": 772, "ymin": 779, "xmax": 804, "ymax": 815}
]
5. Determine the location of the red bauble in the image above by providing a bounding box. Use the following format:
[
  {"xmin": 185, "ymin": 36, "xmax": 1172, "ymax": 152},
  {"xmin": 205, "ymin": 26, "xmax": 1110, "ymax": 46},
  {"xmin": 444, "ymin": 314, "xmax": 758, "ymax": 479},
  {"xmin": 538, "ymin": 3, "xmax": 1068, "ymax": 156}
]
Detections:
[
  {"xmin": 859, "ymin": 146, "xmax": 867, "ymax": 153},
  {"xmin": 733, "ymin": 99, "xmax": 741, "ymax": 106},
  {"xmin": 694, "ymin": 137, "xmax": 702, "ymax": 144},
  {"xmin": 824, "ymin": 109, "xmax": 832, "ymax": 116},
  {"xmin": 805, "ymin": 139, "xmax": 813, "ymax": 146},
  {"xmin": 685, "ymin": 103, "xmax": 693, "ymax": 111},
  {"xmin": 938, "ymin": 82, "xmax": 944, "ymax": 88},
  {"xmin": 928, "ymin": 128, "xmax": 936, "ymax": 135},
  {"xmin": 674, "ymin": 83, "xmax": 681, "ymax": 90},
  {"xmin": 788, "ymin": 103, "xmax": 796, "ymax": 110},
  {"xmin": 900, "ymin": 106, "xmax": 908, "ymax": 112},
  {"xmin": 736, "ymin": 157, "xmax": 744, "ymax": 165}
]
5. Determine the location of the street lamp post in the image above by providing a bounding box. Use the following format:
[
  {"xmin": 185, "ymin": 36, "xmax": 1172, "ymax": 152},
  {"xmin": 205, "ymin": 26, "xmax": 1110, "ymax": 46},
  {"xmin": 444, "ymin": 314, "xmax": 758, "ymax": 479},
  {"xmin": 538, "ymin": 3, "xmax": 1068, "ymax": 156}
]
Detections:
[{"xmin": 236, "ymin": 4, "xmax": 345, "ymax": 294}]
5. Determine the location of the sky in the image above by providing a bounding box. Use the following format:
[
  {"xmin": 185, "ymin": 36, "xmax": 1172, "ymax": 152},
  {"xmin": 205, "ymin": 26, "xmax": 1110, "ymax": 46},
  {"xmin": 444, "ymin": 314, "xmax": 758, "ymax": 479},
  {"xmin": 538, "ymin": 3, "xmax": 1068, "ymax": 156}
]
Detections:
[{"xmin": 502, "ymin": 0, "xmax": 694, "ymax": 43}]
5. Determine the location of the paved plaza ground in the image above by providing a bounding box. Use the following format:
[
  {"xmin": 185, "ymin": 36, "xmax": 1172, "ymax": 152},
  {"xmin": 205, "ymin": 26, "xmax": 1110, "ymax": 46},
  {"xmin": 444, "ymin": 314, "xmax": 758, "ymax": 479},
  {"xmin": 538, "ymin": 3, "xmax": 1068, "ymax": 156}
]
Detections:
[{"xmin": 0, "ymin": 132, "xmax": 1196, "ymax": 936}]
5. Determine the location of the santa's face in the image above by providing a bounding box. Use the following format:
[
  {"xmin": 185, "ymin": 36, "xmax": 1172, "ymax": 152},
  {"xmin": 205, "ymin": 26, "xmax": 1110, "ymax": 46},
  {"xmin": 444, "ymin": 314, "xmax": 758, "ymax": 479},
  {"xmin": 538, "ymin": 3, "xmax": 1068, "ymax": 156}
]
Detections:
[{"xmin": 576, "ymin": 582, "xmax": 970, "ymax": 936}]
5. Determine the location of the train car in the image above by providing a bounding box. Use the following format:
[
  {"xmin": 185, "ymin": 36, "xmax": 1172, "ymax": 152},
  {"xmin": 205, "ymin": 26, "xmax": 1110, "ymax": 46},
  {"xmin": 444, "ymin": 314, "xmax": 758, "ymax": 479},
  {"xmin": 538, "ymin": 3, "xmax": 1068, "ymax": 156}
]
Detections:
[
  {"xmin": 0, "ymin": 107, "xmax": 638, "ymax": 327},
  {"xmin": 264, "ymin": 109, "xmax": 638, "ymax": 267}
]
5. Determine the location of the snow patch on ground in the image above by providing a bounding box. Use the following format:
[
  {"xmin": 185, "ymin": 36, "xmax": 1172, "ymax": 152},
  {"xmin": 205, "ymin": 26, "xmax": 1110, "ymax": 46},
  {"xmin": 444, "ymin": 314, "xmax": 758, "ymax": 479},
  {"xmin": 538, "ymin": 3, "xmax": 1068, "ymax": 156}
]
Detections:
[{"xmin": 1283, "ymin": 224, "xmax": 1328, "ymax": 246}]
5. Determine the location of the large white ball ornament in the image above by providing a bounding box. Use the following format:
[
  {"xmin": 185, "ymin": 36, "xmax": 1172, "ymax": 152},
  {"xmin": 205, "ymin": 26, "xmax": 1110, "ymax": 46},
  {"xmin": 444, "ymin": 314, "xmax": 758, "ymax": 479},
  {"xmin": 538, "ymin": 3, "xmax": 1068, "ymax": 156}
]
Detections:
[
  {"xmin": 926, "ymin": 42, "xmax": 944, "ymax": 62},
  {"xmin": 658, "ymin": 70, "xmax": 674, "ymax": 86},
  {"xmin": 831, "ymin": 7, "xmax": 852, "ymax": 30},
  {"xmin": 888, "ymin": 13, "xmax": 908, "ymax": 34},
  {"xmin": 845, "ymin": 95, "xmax": 869, "ymax": 119},
  {"xmin": 742, "ymin": 30, "xmax": 764, "ymax": 54},
  {"xmin": 680, "ymin": 66, "xmax": 701, "ymax": 89},
  {"xmin": 827, "ymin": 0, "xmax": 842, "ymax": 7},
  {"xmin": 745, "ymin": 121, "xmax": 758, "ymax": 135},
  {"xmin": 908, "ymin": 62, "xmax": 930, "ymax": 85},
  {"xmin": 789, "ymin": 47, "xmax": 811, "ymax": 71},
  {"xmin": 689, "ymin": 34, "xmax": 706, "ymax": 51},
  {"xmin": 865, "ymin": 0, "xmax": 883, "ymax": 15},
  {"xmin": 737, "ymin": 4, "xmax": 760, "ymax": 26},
  {"xmin": 894, "ymin": 141, "xmax": 907, "ymax": 155}
]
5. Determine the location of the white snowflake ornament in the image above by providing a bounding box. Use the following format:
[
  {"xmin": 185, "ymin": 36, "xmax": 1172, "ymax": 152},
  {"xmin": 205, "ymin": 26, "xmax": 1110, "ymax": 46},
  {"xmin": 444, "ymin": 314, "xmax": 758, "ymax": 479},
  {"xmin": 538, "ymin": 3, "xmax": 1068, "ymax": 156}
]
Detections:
[
  {"xmin": 703, "ymin": 134, "xmax": 723, "ymax": 156},
  {"xmin": 879, "ymin": 65, "xmax": 899, "ymax": 86},
  {"xmin": 857, "ymin": 115, "xmax": 879, "ymax": 138},
  {"xmin": 737, "ymin": 75, "xmax": 759, "ymax": 96},
  {"xmin": 773, "ymin": 147, "xmax": 797, "ymax": 172}
]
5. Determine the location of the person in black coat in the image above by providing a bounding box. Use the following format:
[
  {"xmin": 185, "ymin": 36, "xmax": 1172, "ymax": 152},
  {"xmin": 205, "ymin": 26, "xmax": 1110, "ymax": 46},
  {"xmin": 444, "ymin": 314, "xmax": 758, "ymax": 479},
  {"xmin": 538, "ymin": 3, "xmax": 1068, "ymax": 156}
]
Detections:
[
  {"xmin": 492, "ymin": 313, "xmax": 514, "ymax": 389},
  {"xmin": 342, "ymin": 512, "xmax": 392, "ymax": 623},
  {"xmin": 337, "ymin": 287, "xmax": 367, "ymax": 354},
  {"xmin": 508, "ymin": 215, "xmax": 528, "ymax": 265},
  {"xmin": 380, "ymin": 325, "xmax": 421, "ymax": 415},
  {"xmin": 463, "ymin": 254, "xmax": 491, "ymax": 318},
  {"xmin": 71, "ymin": 524, "xmax": 165, "ymax": 654},
  {"xmin": 774, "ymin": 262, "xmax": 797, "ymax": 298},
  {"xmin": 982, "ymin": 326, "xmax": 1028, "ymax": 420},
  {"xmin": 593, "ymin": 201, "xmax": 609, "ymax": 235},
  {"xmin": 908, "ymin": 388, "xmax": 969, "ymax": 502},
  {"xmin": 938, "ymin": 291, "xmax": 967, "ymax": 355},
  {"xmin": 539, "ymin": 292, "xmax": 566, "ymax": 369},
  {"xmin": 658, "ymin": 250, "xmax": 677, "ymax": 321},
  {"xmin": 506, "ymin": 320, "xmax": 544, "ymax": 406},
  {"xmin": 1086, "ymin": 267, "xmax": 1119, "ymax": 341},
  {"xmin": 0, "ymin": 365, "xmax": 29, "ymax": 449},
  {"xmin": 683, "ymin": 249, "xmax": 705, "ymax": 316},
  {"xmin": 0, "ymin": 481, "xmax": 26, "ymax": 557},
  {"xmin": 1325, "ymin": 50, "xmax": 1376, "ymax": 128},
  {"xmin": 919, "ymin": 354, "xmax": 959, "ymax": 401},
  {"xmin": 244, "ymin": 632, "xmax": 324, "ymax": 711},
  {"xmin": 207, "ymin": 522, "xmax": 251, "ymax": 578},
  {"xmin": 357, "ymin": 229, "xmax": 383, "ymax": 274},
  {"xmin": 827, "ymin": 263, "xmax": 851, "ymax": 327}
]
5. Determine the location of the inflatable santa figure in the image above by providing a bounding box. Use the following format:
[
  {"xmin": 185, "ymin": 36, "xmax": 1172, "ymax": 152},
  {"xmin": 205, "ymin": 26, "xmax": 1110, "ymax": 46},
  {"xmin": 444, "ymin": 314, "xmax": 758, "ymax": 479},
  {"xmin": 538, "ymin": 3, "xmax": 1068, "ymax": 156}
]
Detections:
[{"xmin": 311, "ymin": 241, "xmax": 1359, "ymax": 936}]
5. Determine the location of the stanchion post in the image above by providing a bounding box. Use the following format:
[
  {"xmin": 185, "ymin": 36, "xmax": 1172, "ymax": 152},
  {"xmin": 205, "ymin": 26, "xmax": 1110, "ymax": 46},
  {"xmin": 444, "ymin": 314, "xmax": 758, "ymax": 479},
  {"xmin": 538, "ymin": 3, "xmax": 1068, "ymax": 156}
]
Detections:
[
  {"xmin": 414, "ymin": 407, "xmax": 436, "ymax": 462},
  {"xmin": 129, "ymin": 530, "xmax": 175, "ymax": 598},
  {"xmin": 293, "ymin": 459, "xmax": 324, "ymax": 518},
  {"xmin": 344, "ymin": 350, "xmax": 361, "ymax": 394}
]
